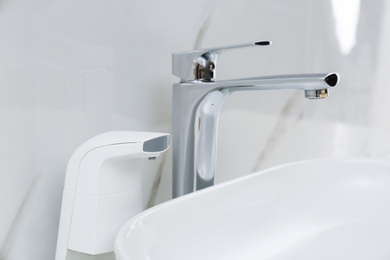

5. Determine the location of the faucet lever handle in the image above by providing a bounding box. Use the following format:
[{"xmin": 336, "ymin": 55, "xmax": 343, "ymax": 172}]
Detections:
[
  {"xmin": 172, "ymin": 41, "xmax": 271, "ymax": 82},
  {"xmin": 204, "ymin": 41, "xmax": 271, "ymax": 52}
]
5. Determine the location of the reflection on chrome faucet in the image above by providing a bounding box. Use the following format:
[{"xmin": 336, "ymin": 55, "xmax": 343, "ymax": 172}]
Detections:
[{"xmin": 172, "ymin": 41, "xmax": 340, "ymax": 198}]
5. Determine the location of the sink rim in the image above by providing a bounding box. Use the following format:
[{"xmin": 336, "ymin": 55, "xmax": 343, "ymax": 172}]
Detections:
[{"xmin": 115, "ymin": 157, "xmax": 390, "ymax": 259}]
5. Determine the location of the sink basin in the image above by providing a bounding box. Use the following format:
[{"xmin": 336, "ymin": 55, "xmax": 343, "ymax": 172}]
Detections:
[{"xmin": 115, "ymin": 158, "xmax": 390, "ymax": 260}]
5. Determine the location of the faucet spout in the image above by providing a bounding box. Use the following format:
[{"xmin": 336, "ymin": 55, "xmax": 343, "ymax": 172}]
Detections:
[{"xmin": 215, "ymin": 72, "xmax": 339, "ymax": 92}]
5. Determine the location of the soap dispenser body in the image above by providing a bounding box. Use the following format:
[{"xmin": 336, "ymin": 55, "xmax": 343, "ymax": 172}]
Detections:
[{"xmin": 55, "ymin": 131, "xmax": 169, "ymax": 260}]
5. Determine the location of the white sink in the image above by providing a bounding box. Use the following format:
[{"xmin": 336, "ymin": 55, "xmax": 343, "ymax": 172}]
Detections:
[{"xmin": 115, "ymin": 158, "xmax": 390, "ymax": 260}]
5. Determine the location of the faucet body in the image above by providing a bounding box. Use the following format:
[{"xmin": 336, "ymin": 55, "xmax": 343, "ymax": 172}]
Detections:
[{"xmin": 172, "ymin": 42, "xmax": 339, "ymax": 198}]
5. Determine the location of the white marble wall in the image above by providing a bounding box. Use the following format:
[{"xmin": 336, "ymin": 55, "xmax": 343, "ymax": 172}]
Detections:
[{"xmin": 0, "ymin": 0, "xmax": 389, "ymax": 259}]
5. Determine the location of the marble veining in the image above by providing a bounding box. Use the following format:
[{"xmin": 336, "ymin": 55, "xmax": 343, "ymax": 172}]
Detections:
[
  {"xmin": 146, "ymin": 152, "xmax": 168, "ymax": 209},
  {"xmin": 0, "ymin": 177, "xmax": 38, "ymax": 260},
  {"xmin": 193, "ymin": 3, "xmax": 216, "ymax": 50},
  {"xmin": 251, "ymin": 92, "xmax": 306, "ymax": 172}
]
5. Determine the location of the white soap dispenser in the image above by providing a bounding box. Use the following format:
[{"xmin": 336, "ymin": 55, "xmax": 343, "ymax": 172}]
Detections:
[{"xmin": 55, "ymin": 131, "xmax": 170, "ymax": 260}]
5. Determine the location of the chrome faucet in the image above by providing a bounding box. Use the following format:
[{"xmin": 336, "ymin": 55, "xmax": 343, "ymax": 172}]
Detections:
[{"xmin": 172, "ymin": 41, "xmax": 339, "ymax": 198}]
